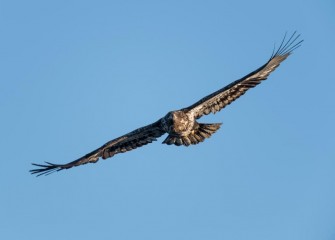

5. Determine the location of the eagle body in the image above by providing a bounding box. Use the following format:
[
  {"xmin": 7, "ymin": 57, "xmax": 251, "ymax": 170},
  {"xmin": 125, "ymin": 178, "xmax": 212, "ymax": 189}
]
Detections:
[
  {"xmin": 31, "ymin": 32, "xmax": 303, "ymax": 176},
  {"xmin": 161, "ymin": 110, "xmax": 221, "ymax": 146},
  {"xmin": 161, "ymin": 111, "xmax": 194, "ymax": 136}
]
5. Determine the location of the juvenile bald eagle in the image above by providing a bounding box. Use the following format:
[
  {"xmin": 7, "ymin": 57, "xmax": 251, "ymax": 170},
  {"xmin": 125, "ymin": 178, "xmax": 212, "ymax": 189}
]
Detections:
[{"xmin": 31, "ymin": 32, "xmax": 303, "ymax": 176}]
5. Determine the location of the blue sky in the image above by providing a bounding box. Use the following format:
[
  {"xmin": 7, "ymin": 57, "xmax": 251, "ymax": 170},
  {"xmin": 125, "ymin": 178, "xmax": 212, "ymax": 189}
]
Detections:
[{"xmin": 1, "ymin": 0, "xmax": 335, "ymax": 239}]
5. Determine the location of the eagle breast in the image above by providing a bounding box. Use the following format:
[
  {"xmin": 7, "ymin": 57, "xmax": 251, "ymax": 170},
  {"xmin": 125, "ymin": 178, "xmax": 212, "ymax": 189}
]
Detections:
[{"xmin": 162, "ymin": 111, "xmax": 194, "ymax": 136}]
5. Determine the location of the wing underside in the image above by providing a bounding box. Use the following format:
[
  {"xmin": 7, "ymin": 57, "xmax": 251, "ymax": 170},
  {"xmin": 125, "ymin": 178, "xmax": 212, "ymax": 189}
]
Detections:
[
  {"xmin": 30, "ymin": 120, "xmax": 165, "ymax": 176},
  {"xmin": 185, "ymin": 32, "xmax": 303, "ymax": 119}
]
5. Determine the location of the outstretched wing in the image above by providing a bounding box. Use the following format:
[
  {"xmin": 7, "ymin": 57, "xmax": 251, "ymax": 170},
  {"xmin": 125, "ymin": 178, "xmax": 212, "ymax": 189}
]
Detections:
[
  {"xmin": 184, "ymin": 32, "xmax": 303, "ymax": 119},
  {"xmin": 30, "ymin": 119, "xmax": 166, "ymax": 176}
]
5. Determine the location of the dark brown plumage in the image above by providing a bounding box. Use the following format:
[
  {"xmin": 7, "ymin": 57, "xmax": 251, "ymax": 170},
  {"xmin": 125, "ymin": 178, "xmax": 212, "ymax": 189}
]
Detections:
[{"xmin": 30, "ymin": 32, "xmax": 303, "ymax": 176}]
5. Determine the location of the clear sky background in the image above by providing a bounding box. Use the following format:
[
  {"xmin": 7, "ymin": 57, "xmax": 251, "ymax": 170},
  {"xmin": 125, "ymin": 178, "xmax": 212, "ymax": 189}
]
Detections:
[{"xmin": 1, "ymin": 0, "xmax": 334, "ymax": 239}]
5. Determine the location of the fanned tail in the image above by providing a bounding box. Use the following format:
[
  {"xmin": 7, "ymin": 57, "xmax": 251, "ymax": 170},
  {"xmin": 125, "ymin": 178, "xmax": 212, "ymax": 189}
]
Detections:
[{"xmin": 162, "ymin": 123, "xmax": 222, "ymax": 146}]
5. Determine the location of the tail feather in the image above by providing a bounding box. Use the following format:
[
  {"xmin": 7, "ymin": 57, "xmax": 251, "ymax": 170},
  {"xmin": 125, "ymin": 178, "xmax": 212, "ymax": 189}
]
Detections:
[{"xmin": 162, "ymin": 123, "xmax": 222, "ymax": 146}]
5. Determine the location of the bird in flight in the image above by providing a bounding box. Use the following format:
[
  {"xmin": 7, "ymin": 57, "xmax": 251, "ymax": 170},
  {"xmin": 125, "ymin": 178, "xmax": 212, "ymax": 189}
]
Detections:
[{"xmin": 31, "ymin": 32, "xmax": 303, "ymax": 176}]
